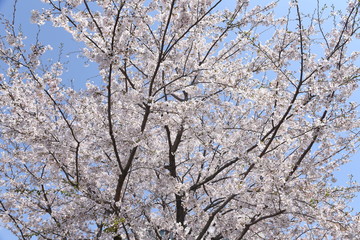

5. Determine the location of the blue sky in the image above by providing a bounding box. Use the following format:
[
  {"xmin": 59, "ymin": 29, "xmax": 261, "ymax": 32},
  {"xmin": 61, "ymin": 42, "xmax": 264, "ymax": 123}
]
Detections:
[{"xmin": 0, "ymin": 0, "xmax": 359, "ymax": 239}]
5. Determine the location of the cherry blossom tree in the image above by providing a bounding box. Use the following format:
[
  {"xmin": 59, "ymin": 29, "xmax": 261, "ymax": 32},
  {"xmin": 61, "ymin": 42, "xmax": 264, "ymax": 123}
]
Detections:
[{"xmin": 0, "ymin": 0, "xmax": 359, "ymax": 239}]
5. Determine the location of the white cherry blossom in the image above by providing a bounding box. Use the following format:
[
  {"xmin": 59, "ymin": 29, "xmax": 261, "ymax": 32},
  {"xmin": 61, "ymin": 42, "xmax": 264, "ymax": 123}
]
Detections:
[{"xmin": 0, "ymin": 0, "xmax": 359, "ymax": 239}]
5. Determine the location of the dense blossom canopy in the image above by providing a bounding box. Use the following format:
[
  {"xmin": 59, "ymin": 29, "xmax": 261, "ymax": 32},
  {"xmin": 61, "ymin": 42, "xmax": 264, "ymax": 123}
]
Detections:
[{"xmin": 0, "ymin": 0, "xmax": 359, "ymax": 239}]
